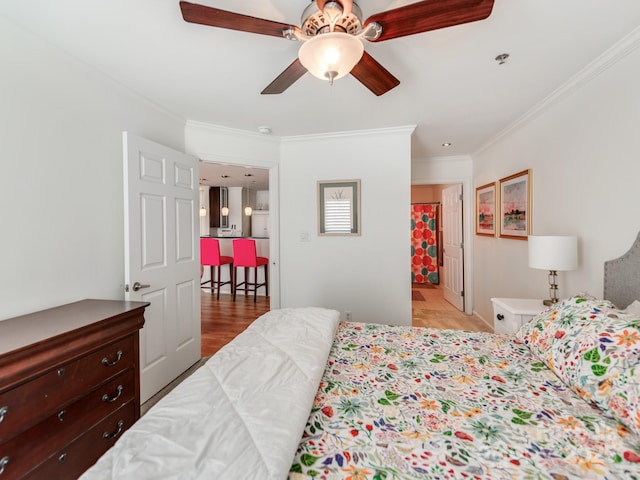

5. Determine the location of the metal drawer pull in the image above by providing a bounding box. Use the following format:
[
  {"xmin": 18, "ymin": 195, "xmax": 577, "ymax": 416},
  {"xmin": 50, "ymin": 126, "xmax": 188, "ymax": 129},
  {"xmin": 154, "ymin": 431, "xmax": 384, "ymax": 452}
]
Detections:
[
  {"xmin": 58, "ymin": 410, "xmax": 66, "ymax": 422},
  {"xmin": 102, "ymin": 350, "xmax": 123, "ymax": 367},
  {"xmin": 58, "ymin": 453, "xmax": 67, "ymax": 464},
  {"xmin": 0, "ymin": 406, "xmax": 7, "ymax": 423},
  {"xmin": 0, "ymin": 456, "xmax": 9, "ymax": 475},
  {"xmin": 103, "ymin": 420, "xmax": 124, "ymax": 440},
  {"xmin": 496, "ymin": 313, "xmax": 505, "ymax": 321},
  {"xmin": 102, "ymin": 385, "xmax": 123, "ymax": 403},
  {"xmin": 57, "ymin": 368, "xmax": 65, "ymax": 377}
]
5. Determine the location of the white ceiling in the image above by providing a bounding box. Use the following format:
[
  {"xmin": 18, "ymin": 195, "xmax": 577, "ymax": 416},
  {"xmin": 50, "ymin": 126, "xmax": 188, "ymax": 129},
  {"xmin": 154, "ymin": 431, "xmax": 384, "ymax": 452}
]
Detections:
[
  {"xmin": 199, "ymin": 161, "xmax": 270, "ymax": 191},
  {"xmin": 2, "ymin": 0, "xmax": 640, "ymax": 187}
]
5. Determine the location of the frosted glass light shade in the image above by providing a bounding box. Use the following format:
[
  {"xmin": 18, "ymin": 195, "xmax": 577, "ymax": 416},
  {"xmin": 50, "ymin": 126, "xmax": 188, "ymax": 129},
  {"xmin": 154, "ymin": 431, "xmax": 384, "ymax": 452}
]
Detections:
[
  {"xmin": 244, "ymin": 206, "xmax": 252, "ymax": 216},
  {"xmin": 528, "ymin": 236, "xmax": 578, "ymax": 271},
  {"xmin": 298, "ymin": 32, "xmax": 364, "ymax": 81},
  {"xmin": 199, "ymin": 207, "xmax": 207, "ymax": 217},
  {"xmin": 221, "ymin": 206, "xmax": 229, "ymax": 216}
]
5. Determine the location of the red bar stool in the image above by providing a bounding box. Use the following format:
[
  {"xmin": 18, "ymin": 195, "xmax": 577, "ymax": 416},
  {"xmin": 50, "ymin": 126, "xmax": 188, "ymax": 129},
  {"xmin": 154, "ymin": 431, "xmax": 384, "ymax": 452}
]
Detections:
[
  {"xmin": 200, "ymin": 238, "xmax": 233, "ymax": 299},
  {"xmin": 232, "ymin": 238, "xmax": 268, "ymax": 302}
]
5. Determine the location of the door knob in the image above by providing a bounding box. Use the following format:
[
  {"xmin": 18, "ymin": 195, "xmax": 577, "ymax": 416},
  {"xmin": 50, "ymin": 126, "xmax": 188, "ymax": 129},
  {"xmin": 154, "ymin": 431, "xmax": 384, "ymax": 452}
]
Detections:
[{"xmin": 132, "ymin": 282, "xmax": 150, "ymax": 292}]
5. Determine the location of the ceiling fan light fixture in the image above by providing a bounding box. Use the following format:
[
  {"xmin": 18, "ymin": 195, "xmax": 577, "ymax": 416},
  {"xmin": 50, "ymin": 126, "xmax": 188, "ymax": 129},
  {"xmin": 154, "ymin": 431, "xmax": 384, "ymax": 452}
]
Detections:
[
  {"xmin": 322, "ymin": 1, "xmax": 344, "ymax": 24},
  {"xmin": 298, "ymin": 32, "xmax": 364, "ymax": 83}
]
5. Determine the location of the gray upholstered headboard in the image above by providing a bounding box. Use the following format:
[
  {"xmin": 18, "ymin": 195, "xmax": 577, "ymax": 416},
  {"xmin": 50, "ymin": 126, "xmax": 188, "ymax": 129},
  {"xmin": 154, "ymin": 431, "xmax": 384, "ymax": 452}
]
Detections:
[{"xmin": 604, "ymin": 231, "xmax": 640, "ymax": 309}]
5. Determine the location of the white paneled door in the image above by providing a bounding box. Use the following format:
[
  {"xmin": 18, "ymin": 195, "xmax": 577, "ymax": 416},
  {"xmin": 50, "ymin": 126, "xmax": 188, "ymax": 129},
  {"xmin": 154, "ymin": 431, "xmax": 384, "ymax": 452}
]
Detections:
[
  {"xmin": 442, "ymin": 184, "xmax": 464, "ymax": 311},
  {"xmin": 123, "ymin": 132, "xmax": 201, "ymax": 403}
]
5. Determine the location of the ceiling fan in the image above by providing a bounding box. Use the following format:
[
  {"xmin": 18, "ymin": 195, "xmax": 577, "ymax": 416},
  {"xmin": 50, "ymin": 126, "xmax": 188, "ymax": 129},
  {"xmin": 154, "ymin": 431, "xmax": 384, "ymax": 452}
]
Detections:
[{"xmin": 179, "ymin": 0, "xmax": 495, "ymax": 96}]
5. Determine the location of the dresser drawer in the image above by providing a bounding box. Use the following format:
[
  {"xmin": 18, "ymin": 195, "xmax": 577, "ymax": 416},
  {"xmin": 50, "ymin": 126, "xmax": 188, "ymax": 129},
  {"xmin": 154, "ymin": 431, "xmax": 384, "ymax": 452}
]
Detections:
[
  {"xmin": 0, "ymin": 369, "xmax": 134, "ymax": 479},
  {"xmin": 23, "ymin": 401, "xmax": 136, "ymax": 480},
  {"xmin": 0, "ymin": 336, "xmax": 134, "ymax": 442}
]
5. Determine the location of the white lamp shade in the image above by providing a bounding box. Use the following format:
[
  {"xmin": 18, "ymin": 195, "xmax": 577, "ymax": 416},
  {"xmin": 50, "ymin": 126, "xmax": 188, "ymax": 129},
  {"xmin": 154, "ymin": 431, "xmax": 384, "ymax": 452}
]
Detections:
[
  {"xmin": 528, "ymin": 235, "xmax": 578, "ymax": 271},
  {"xmin": 199, "ymin": 207, "xmax": 207, "ymax": 217},
  {"xmin": 244, "ymin": 206, "xmax": 252, "ymax": 216},
  {"xmin": 221, "ymin": 206, "xmax": 229, "ymax": 216},
  {"xmin": 298, "ymin": 32, "xmax": 364, "ymax": 81}
]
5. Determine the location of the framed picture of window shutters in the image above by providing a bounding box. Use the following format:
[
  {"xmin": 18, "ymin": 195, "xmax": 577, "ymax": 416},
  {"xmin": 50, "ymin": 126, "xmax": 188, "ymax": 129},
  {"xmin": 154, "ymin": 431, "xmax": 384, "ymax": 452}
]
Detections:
[
  {"xmin": 318, "ymin": 179, "xmax": 361, "ymax": 236},
  {"xmin": 499, "ymin": 169, "xmax": 532, "ymax": 240}
]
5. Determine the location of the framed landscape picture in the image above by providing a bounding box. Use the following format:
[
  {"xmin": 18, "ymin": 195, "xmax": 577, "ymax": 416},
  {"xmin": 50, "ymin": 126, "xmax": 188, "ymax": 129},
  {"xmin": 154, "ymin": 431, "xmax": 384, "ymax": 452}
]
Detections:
[
  {"xmin": 499, "ymin": 169, "xmax": 531, "ymax": 240},
  {"xmin": 475, "ymin": 182, "xmax": 497, "ymax": 237}
]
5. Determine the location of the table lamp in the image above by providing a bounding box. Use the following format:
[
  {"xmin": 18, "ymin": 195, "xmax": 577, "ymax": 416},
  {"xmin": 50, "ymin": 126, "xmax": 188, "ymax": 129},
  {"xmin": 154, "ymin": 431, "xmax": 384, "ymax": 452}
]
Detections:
[{"xmin": 528, "ymin": 235, "xmax": 578, "ymax": 306}]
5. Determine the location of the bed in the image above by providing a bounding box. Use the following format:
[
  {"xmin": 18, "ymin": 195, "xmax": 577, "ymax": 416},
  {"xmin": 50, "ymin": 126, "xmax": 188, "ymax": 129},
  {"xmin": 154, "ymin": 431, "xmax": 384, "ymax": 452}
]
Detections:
[{"xmin": 80, "ymin": 233, "xmax": 640, "ymax": 480}]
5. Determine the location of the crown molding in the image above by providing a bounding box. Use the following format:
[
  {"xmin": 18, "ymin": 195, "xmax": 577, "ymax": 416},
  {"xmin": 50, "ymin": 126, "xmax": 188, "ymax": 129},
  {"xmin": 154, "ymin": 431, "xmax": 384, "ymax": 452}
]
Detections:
[
  {"xmin": 185, "ymin": 120, "xmax": 281, "ymax": 142},
  {"xmin": 186, "ymin": 120, "xmax": 417, "ymax": 145},
  {"xmin": 412, "ymin": 155, "xmax": 473, "ymax": 165},
  {"xmin": 475, "ymin": 25, "xmax": 640, "ymax": 156},
  {"xmin": 280, "ymin": 125, "xmax": 417, "ymax": 143}
]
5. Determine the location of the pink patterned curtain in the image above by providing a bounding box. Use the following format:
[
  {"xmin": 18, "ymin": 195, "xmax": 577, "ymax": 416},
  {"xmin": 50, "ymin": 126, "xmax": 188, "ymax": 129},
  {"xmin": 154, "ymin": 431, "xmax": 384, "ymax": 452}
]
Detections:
[{"xmin": 411, "ymin": 203, "xmax": 439, "ymax": 284}]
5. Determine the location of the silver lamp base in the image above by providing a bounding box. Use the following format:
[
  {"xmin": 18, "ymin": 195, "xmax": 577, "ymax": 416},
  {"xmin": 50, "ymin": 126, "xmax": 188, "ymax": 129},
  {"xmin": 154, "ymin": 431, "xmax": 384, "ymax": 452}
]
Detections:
[{"xmin": 544, "ymin": 269, "xmax": 559, "ymax": 306}]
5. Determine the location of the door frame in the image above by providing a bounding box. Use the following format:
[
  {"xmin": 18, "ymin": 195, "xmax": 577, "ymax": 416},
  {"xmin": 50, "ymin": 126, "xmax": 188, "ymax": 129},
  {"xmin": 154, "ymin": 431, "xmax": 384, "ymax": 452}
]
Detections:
[
  {"xmin": 199, "ymin": 159, "xmax": 280, "ymax": 309},
  {"xmin": 411, "ymin": 177, "xmax": 474, "ymax": 315}
]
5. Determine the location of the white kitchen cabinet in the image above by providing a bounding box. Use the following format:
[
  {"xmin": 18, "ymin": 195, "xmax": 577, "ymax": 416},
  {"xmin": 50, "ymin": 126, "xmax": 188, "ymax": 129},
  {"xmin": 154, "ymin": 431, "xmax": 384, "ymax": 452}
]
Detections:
[
  {"xmin": 251, "ymin": 211, "xmax": 269, "ymax": 238},
  {"xmin": 255, "ymin": 190, "xmax": 269, "ymax": 210},
  {"xmin": 491, "ymin": 298, "xmax": 546, "ymax": 334}
]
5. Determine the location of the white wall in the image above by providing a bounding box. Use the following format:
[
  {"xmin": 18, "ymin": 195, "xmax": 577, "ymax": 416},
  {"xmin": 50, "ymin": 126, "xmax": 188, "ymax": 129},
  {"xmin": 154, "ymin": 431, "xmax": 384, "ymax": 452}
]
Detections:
[
  {"xmin": 280, "ymin": 127, "xmax": 415, "ymax": 325},
  {"xmin": 0, "ymin": 18, "xmax": 185, "ymax": 319},
  {"xmin": 412, "ymin": 155, "xmax": 474, "ymax": 314},
  {"xmin": 472, "ymin": 30, "xmax": 640, "ymax": 324}
]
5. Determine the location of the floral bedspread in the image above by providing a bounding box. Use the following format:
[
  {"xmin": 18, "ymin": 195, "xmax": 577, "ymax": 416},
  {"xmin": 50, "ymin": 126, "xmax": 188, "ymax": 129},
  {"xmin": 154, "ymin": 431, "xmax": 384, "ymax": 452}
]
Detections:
[{"xmin": 289, "ymin": 322, "xmax": 640, "ymax": 480}]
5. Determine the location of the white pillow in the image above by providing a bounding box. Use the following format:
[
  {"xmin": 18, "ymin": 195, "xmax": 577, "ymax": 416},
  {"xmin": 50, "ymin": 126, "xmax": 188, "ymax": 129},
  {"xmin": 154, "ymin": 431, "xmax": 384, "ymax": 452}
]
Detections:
[{"xmin": 624, "ymin": 299, "xmax": 640, "ymax": 316}]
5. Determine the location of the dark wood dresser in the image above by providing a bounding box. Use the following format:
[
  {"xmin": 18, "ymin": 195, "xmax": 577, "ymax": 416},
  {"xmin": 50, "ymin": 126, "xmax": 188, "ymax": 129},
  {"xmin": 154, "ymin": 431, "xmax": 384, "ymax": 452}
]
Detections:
[{"xmin": 0, "ymin": 299, "xmax": 148, "ymax": 479}]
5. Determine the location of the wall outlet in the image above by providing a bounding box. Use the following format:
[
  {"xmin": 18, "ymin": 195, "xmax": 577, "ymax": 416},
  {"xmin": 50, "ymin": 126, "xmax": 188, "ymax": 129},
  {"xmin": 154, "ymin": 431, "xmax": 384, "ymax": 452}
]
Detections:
[
  {"xmin": 344, "ymin": 310, "xmax": 352, "ymax": 321},
  {"xmin": 299, "ymin": 231, "xmax": 310, "ymax": 242}
]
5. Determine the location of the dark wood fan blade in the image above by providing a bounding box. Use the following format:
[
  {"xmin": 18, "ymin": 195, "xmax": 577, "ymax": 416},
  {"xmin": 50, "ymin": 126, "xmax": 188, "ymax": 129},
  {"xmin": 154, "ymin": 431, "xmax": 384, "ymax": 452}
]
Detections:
[
  {"xmin": 350, "ymin": 52, "xmax": 400, "ymax": 96},
  {"xmin": 180, "ymin": 1, "xmax": 295, "ymax": 38},
  {"xmin": 365, "ymin": 0, "xmax": 495, "ymax": 42},
  {"xmin": 261, "ymin": 59, "xmax": 308, "ymax": 95}
]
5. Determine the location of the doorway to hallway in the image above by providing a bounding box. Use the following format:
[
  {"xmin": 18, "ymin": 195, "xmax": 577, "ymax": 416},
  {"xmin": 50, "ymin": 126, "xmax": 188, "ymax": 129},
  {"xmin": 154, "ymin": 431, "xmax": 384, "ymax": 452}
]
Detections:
[{"xmin": 411, "ymin": 183, "xmax": 465, "ymax": 315}]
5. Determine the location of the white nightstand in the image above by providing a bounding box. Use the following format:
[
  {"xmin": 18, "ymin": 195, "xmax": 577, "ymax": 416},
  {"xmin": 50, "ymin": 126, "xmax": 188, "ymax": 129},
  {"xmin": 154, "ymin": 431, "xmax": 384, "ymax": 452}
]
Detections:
[{"xmin": 491, "ymin": 298, "xmax": 546, "ymax": 334}]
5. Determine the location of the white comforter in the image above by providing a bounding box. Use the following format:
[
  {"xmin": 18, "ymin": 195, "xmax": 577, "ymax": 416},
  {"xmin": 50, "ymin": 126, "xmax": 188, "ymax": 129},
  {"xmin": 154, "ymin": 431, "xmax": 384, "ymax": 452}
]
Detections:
[{"xmin": 80, "ymin": 307, "xmax": 340, "ymax": 480}]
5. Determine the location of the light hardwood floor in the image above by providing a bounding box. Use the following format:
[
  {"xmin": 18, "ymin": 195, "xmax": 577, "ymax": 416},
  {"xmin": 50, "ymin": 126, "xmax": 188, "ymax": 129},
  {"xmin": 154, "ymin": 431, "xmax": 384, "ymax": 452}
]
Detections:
[
  {"xmin": 200, "ymin": 284, "xmax": 492, "ymax": 357},
  {"xmin": 412, "ymin": 283, "xmax": 493, "ymax": 333}
]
